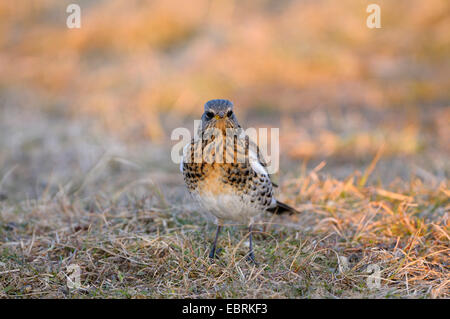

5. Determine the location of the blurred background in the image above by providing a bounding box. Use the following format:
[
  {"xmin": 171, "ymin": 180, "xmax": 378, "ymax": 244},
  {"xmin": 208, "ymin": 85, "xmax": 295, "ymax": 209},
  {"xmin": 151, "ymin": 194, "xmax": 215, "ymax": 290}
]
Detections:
[{"xmin": 0, "ymin": 0, "xmax": 448, "ymax": 200}]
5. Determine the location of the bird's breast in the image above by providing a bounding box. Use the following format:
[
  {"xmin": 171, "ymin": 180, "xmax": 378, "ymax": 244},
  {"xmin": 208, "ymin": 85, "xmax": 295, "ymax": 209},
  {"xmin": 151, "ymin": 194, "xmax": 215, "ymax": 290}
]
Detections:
[{"xmin": 197, "ymin": 164, "xmax": 232, "ymax": 196}]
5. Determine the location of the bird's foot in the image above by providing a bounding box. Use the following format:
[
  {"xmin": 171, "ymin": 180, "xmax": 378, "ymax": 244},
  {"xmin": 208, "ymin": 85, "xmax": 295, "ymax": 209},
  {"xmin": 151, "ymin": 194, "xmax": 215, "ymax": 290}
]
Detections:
[
  {"xmin": 246, "ymin": 252, "xmax": 258, "ymax": 265},
  {"xmin": 209, "ymin": 247, "xmax": 222, "ymax": 260}
]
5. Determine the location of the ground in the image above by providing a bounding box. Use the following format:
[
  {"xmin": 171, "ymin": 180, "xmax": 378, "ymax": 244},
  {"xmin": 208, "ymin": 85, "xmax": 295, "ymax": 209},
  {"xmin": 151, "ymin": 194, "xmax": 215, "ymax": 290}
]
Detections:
[{"xmin": 0, "ymin": 102, "xmax": 448, "ymax": 298}]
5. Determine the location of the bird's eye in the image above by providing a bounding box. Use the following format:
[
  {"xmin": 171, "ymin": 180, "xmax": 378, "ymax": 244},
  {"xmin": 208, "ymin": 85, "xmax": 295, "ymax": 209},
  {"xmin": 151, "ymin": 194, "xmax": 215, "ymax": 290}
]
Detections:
[
  {"xmin": 226, "ymin": 110, "xmax": 233, "ymax": 117},
  {"xmin": 205, "ymin": 111, "xmax": 214, "ymax": 119}
]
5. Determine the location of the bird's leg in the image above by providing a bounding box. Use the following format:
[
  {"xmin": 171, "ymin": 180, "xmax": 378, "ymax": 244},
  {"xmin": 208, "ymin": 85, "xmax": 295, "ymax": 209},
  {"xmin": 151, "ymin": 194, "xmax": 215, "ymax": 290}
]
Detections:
[
  {"xmin": 247, "ymin": 224, "xmax": 257, "ymax": 264},
  {"xmin": 209, "ymin": 225, "xmax": 222, "ymax": 259}
]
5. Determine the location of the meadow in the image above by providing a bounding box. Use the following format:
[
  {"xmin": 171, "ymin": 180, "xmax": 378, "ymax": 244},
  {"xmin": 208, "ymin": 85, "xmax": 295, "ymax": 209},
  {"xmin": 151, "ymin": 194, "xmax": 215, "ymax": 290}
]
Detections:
[{"xmin": 0, "ymin": 0, "xmax": 448, "ymax": 298}]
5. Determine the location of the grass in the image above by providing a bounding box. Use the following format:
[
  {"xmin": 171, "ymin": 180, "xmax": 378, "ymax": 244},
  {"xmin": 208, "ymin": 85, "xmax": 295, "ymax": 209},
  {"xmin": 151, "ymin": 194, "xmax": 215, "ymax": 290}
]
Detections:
[
  {"xmin": 1, "ymin": 0, "xmax": 449, "ymax": 140},
  {"xmin": 0, "ymin": 107, "xmax": 448, "ymax": 298},
  {"xmin": 0, "ymin": 168, "xmax": 448, "ymax": 298}
]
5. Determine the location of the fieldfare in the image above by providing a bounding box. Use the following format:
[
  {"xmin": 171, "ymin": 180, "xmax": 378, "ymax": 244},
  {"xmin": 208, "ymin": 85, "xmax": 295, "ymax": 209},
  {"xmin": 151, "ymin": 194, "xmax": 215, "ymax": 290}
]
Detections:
[{"xmin": 181, "ymin": 99, "xmax": 298, "ymax": 263}]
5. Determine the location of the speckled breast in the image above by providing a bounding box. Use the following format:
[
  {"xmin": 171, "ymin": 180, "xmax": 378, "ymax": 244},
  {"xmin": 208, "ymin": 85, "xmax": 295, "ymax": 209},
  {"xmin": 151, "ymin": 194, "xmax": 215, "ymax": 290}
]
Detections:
[{"xmin": 182, "ymin": 139, "xmax": 275, "ymax": 222}]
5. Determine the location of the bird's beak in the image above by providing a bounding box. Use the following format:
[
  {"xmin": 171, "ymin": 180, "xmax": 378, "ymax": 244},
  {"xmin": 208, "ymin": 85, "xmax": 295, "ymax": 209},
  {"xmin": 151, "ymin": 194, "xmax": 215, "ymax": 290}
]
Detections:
[{"xmin": 215, "ymin": 111, "xmax": 225, "ymax": 120}]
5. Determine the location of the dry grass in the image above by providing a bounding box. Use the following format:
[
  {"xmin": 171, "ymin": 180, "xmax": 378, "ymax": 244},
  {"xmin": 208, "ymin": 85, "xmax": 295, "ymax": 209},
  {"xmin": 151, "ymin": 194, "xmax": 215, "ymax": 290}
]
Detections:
[
  {"xmin": 1, "ymin": 0, "xmax": 449, "ymax": 141},
  {"xmin": 0, "ymin": 106, "xmax": 448, "ymax": 299},
  {"xmin": 0, "ymin": 161, "xmax": 448, "ymax": 298}
]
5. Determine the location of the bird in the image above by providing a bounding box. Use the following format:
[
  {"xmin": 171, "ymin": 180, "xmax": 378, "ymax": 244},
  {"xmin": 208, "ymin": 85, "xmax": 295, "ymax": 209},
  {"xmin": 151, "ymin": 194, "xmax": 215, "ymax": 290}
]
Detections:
[{"xmin": 180, "ymin": 99, "xmax": 299, "ymax": 263}]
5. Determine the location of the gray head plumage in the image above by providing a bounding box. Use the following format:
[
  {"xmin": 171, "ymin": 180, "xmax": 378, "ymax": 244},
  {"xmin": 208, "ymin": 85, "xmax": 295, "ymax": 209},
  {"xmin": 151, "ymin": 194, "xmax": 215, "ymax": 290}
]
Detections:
[
  {"xmin": 204, "ymin": 99, "xmax": 234, "ymax": 112},
  {"xmin": 199, "ymin": 99, "xmax": 240, "ymax": 133}
]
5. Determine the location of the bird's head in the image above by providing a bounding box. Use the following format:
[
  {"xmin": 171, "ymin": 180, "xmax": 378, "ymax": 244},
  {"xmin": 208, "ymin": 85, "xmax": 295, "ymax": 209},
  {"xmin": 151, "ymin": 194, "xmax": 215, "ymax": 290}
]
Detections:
[{"xmin": 201, "ymin": 99, "xmax": 240, "ymax": 133}]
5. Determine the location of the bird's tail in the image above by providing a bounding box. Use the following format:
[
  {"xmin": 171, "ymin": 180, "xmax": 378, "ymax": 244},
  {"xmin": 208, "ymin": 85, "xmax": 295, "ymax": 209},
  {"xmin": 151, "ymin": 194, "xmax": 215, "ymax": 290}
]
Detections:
[{"xmin": 267, "ymin": 200, "xmax": 300, "ymax": 215}]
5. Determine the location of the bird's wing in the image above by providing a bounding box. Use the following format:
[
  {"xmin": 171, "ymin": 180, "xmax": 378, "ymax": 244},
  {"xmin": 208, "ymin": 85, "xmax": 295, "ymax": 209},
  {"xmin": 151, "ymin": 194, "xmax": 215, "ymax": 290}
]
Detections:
[
  {"xmin": 248, "ymin": 147, "xmax": 269, "ymax": 177},
  {"xmin": 246, "ymin": 136, "xmax": 278, "ymax": 187}
]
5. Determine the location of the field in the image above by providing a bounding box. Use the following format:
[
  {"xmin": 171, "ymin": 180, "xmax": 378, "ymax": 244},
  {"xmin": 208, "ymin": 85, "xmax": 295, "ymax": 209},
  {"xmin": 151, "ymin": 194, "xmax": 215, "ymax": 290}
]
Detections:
[{"xmin": 0, "ymin": 0, "xmax": 449, "ymax": 298}]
